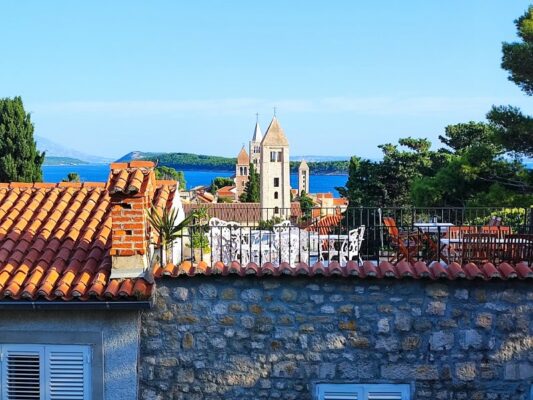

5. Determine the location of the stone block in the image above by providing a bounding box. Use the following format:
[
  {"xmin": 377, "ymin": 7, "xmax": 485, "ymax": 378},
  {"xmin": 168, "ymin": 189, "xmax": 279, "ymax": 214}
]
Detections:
[
  {"xmin": 426, "ymin": 284, "xmax": 449, "ymax": 298},
  {"xmin": 318, "ymin": 363, "xmax": 336, "ymax": 379},
  {"xmin": 455, "ymin": 362, "xmax": 477, "ymax": 381},
  {"xmin": 460, "ymin": 329, "xmax": 483, "ymax": 350},
  {"xmin": 378, "ymin": 318, "xmax": 390, "ymax": 333},
  {"xmin": 395, "ymin": 313, "xmax": 412, "ymax": 332},
  {"xmin": 198, "ymin": 284, "xmax": 217, "ymax": 299},
  {"xmin": 172, "ymin": 287, "xmax": 189, "ymax": 301},
  {"xmin": 476, "ymin": 313, "xmax": 493, "ymax": 329},
  {"xmin": 430, "ymin": 331, "xmax": 453, "ymax": 351},
  {"xmin": 426, "ymin": 301, "xmax": 446, "ymax": 316},
  {"xmin": 241, "ymin": 288, "xmax": 262, "ymax": 302}
]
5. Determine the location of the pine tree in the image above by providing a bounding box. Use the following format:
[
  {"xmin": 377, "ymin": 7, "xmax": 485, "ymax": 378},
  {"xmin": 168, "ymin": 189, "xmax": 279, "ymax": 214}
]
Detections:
[
  {"xmin": 0, "ymin": 97, "xmax": 44, "ymax": 182},
  {"xmin": 240, "ymin": 163, "xmax": 260, "ymax": 203}
]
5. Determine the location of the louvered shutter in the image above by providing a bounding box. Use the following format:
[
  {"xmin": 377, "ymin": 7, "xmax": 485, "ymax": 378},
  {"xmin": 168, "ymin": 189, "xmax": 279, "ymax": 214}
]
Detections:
[
  {"xmin": 367, "ymin": 391, "xmax": 404, "ymax": 400},
  {"xmin": 1, "ymin": 345, "xmax": 44, "ymax": 400},
  {"xmin": 44, "ymin": 346, "xmax": 91, "ymax": 400},
  {"xmin": 317, "ymin": 385, "xmax": 410, "ymax": 400},
  {"xmin": 364, "ymin": 385, "xmax": 409, "ymax": 400},
  {"xmin": 317, "ymin": 384, "xmax": 361, "ymax": 400}
]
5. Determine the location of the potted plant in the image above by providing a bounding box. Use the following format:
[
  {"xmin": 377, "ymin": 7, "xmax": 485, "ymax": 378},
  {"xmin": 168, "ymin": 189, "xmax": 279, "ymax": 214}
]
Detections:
[{"xmin": 146, "ymin": 206, "xmax": 194, "ymax": 265}]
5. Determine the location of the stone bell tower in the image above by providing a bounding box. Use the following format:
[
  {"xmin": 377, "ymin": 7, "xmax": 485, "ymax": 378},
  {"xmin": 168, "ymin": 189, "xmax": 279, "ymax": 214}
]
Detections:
[
  {"xmin": 260, "ymin": 117, "xmax": 290, "ymax": 220},
  {"xmin": 249, "ymin": 119, "xmax": 262, "ymax": 171},
  {"xmin": 235, "ymin": 146, "xmax": 249, "ymax": 200},
  {"xmin": 298, "ymin": 159, "xmax": 309, "ymax": 195}
]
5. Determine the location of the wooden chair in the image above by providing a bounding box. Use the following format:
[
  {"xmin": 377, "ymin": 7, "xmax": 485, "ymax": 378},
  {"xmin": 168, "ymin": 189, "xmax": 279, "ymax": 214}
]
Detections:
[
  {"xmin": 462, "ymin": 233, "xmax": 497, "ymax": 264},
  {"xmin": 480, "ymin": 225, "xmax": 511, "ymax": 238},
  {"xmin": 445, "ymin": 226, "xmax": 477, "ymax": 263},
  {"xmin": 382, "ymin": 217, "xmax": 420, "ymax": 263},
  {"xmin": 502, "ymin": 234, "xmax": 533, "ymax": 266}
]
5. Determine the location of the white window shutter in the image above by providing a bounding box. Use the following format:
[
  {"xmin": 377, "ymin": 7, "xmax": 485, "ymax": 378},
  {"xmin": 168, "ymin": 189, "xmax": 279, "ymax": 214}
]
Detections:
[
  {"xmin": 44, "ymin": 345, "xmax": 91, "ymax": 400},
  {"xmin": 1, "ymin": 345, "xmax": 44, "ymax": 400}
]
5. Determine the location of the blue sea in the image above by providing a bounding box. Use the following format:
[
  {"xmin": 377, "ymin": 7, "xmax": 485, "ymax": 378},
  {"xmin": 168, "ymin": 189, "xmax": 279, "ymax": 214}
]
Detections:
[{"xmin": 42, "ymin": 165, "xmax": 348, "ymax": 197}]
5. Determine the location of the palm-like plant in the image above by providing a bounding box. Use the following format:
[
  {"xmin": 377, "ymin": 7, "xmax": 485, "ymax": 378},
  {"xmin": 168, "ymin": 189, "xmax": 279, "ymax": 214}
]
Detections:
[{"xmin": 146, "ymin": 206, "xmax": 195, "ymax": 264}]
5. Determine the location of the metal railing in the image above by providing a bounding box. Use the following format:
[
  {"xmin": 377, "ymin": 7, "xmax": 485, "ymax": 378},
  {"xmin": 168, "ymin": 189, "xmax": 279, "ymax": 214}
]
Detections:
[{"xmin": 165, "ymin": 206, "xmax": 533, "ymax": 267}]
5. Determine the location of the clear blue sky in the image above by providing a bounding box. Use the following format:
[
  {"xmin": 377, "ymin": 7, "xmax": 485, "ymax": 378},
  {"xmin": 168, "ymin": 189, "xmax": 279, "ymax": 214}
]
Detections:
[{"xmin": 1, "ymin": 1, "xmax": 532, "ymax": 159}]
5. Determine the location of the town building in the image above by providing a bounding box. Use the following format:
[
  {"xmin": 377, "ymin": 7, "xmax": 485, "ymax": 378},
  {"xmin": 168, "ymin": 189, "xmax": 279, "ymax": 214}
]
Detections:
[
  {"xmin": 299, "ymin": 159, "xmax": 310, "ymax": 195},
  {"xmin": 0, "ymin": 161, "xmax": 531, "ymax": 399},
  {"xmin": 249, "ymin": 120, "xmax": 262, "ymax": 169},
  {"xmin": 259, "ymin": 117, "xmax": 291, "ymax": 220},
  {"xmin": 234, "ymin": 146, "xmax": 250, "ymax": 201}
]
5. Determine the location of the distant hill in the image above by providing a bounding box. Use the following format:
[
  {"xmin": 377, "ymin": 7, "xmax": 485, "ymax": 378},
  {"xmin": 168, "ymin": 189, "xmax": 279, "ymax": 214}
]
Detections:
[
  {"xmin": 43, "ymin": 156, "xmax": 89, "ymax": 166},
  {"xmin": 291, "ymin": 155, "xmax": 349, "ymax": 162},
  {"xmin": 115, "ymin": 151, "xmax": 161, "ymax": 163},
  {"xmin": 36, "ymin": 135, "xmax": 113, "ymax": 164},
  {"xmin": 116, "ymin": 151, "xmax": 349, "ymax": 174}
]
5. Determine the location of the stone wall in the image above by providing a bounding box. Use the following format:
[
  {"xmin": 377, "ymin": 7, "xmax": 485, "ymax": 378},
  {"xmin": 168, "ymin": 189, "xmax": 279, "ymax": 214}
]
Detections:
[{"xmin": 140, "ymin": 277, "xmax": 533, "ymax": 400}]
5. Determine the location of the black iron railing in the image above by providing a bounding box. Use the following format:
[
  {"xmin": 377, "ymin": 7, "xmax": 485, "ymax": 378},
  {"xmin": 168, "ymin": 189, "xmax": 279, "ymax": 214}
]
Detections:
[{"xmin": 167, "ymin": 206, "xmax": 533, "ymax": 267}]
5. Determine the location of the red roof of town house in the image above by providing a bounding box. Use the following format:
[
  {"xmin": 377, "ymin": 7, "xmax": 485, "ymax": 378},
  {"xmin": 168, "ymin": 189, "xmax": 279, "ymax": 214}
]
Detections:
[
  {"xmin": 0, "ymin": 162, "xmax": 177, "ymax": 302},
  {"xmin": 183, "ymin": 202, "xmax": 303, "ymax": 223},
  {"xmin": 306, "ymin": 214, "xmax": 344, "ymax": 235},
  {"xmin": 216, "ymin": 186, "xmax": 236, "ymax": 199}
]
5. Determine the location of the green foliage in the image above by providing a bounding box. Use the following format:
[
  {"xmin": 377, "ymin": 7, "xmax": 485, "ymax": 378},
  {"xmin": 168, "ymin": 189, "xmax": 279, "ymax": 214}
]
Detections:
[
  {"xmin": 146, "ymin": 152, "xmax": 348, "ymax": 174},
  {"xmin": 465, "ymin": 207, "xmax": 531, "ymax": 232},
  {"xmin": 487, "ymin": 6, "xmax": 533, "ymax": 158},
  {"xmin": 44, "ymin": 156, "xmax": 88, "ymax": 166},
  {"xmin": 240, "ymin": 163, "xmax": 260, "ymax": 203},
  {"xmin": 155, "ymin": 166, "xmax": 186, "ymax": 189},
  {"xmin": 211, "ymin": 176, "xmax": 234, "ymax": 192},
  {"xmin": 298, "ymin": 191, "xmax": 314, "ymax": 220},
  {"xmin": 188, "ymin": 230, "xmax": 211, "ymax": 252},
  {"xmin": 150, "ymin": 153, "xmax": 236, "ymax": 171},
  {"xmin": 501, "ymin": 5, "xmax": 533, "ymax": 95},
  {"xmin": 62, "ymin": 172, "xmax": 80, "ymax": 183},
  {"xmin": 337, "ymin": 157, "xmax": 385, "ymax": 207},
  {"xmin": 439, "ymin": 122, "xmax": 499, "ymax": 153},
  {"xmin": 412, "ymin": 121, "xmax": 532, "ymax": 207},
  {"xmin": 258, "ymin": 216, "xmax": 284, "ymax": 231},
  {"xmin": 488, "ymin": 106, "xmax": 533, "ymax": 157},
  {"xmin": 0, "ymin": 97, "xmax": 44, "ymax": 182},
  {"xmin": 146, "ymin": 206, "xmax": 195, "ymax": 253},
  {"xmin": 218, "ymin": 196, "xmax": 233, "ymax": 203},
  {"xmin": 290, "ymin": 160, "xmax": 348, "ymax": 174}
]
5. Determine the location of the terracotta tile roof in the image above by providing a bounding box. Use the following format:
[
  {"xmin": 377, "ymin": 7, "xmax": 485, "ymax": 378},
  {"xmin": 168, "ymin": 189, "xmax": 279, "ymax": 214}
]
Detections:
[
  {"xmin": 107, "ymin": 161, "xmax": 158, "ymax": 194},
  {"xmin": 183, "ymin": 202, "xmax": 302, "ymax": 223},
  {"xmin": 216, "ymin": 186, "xmax": 236, "ymax": 198},
  {"xmin": 306, "ymin": 214, "xmax": 344, "ymax": 235},
  {"xmin": 153, "ymin": 260, "xmax": 533, "ymax": 280},
  {"xmin": 0, "ymin": 176, "xmax": 177, "ymax": 302}
]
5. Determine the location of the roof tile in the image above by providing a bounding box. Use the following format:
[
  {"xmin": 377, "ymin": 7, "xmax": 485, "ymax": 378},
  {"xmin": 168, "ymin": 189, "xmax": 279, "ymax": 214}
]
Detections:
[{"xmin": 0, "ymin": 179, "xmax": 176, "ymax": 302}]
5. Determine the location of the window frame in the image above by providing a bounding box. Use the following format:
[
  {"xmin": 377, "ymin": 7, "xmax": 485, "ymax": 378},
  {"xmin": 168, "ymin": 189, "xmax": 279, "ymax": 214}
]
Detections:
[
  {"xmin": 0, "ymin": 331, "xmax": 102, "ymax": 400},
  {"xmin": 316, "ymin": 383, "xmax": 411, "ymax": 400}
]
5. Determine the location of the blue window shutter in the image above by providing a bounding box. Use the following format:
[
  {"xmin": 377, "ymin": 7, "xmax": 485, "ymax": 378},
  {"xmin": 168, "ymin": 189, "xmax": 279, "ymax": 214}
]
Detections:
[
  {"xmin": 1, "ymin": 345, "xmax": 44, "ymax": 400},
  {"xmin": 317, "ymin": 384, "xmax": 362, "ymax": 400},
  {"xmin": 44, "ymin": 345, "xmax": 91, "ymax": 400},
  {"xmin": 317, "ymin": 384, "xmax": 410, "ymax": 400}
]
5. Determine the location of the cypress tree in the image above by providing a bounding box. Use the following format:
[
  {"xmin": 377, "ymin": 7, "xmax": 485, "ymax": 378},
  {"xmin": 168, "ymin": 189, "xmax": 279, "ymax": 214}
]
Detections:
[
  {"xmin": 240, "ymin": 163, "xmax": 260, "ymax": 203},
  {"xmin": 0, "ymin": 97, "xmax": 44, "ymax": 182}
]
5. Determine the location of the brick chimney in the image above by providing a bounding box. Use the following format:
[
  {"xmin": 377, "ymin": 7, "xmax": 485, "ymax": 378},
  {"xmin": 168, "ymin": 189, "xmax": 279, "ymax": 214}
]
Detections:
[{"xmin": 107, "ymin": 161, "xmax": 156, "ymax": 279}]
